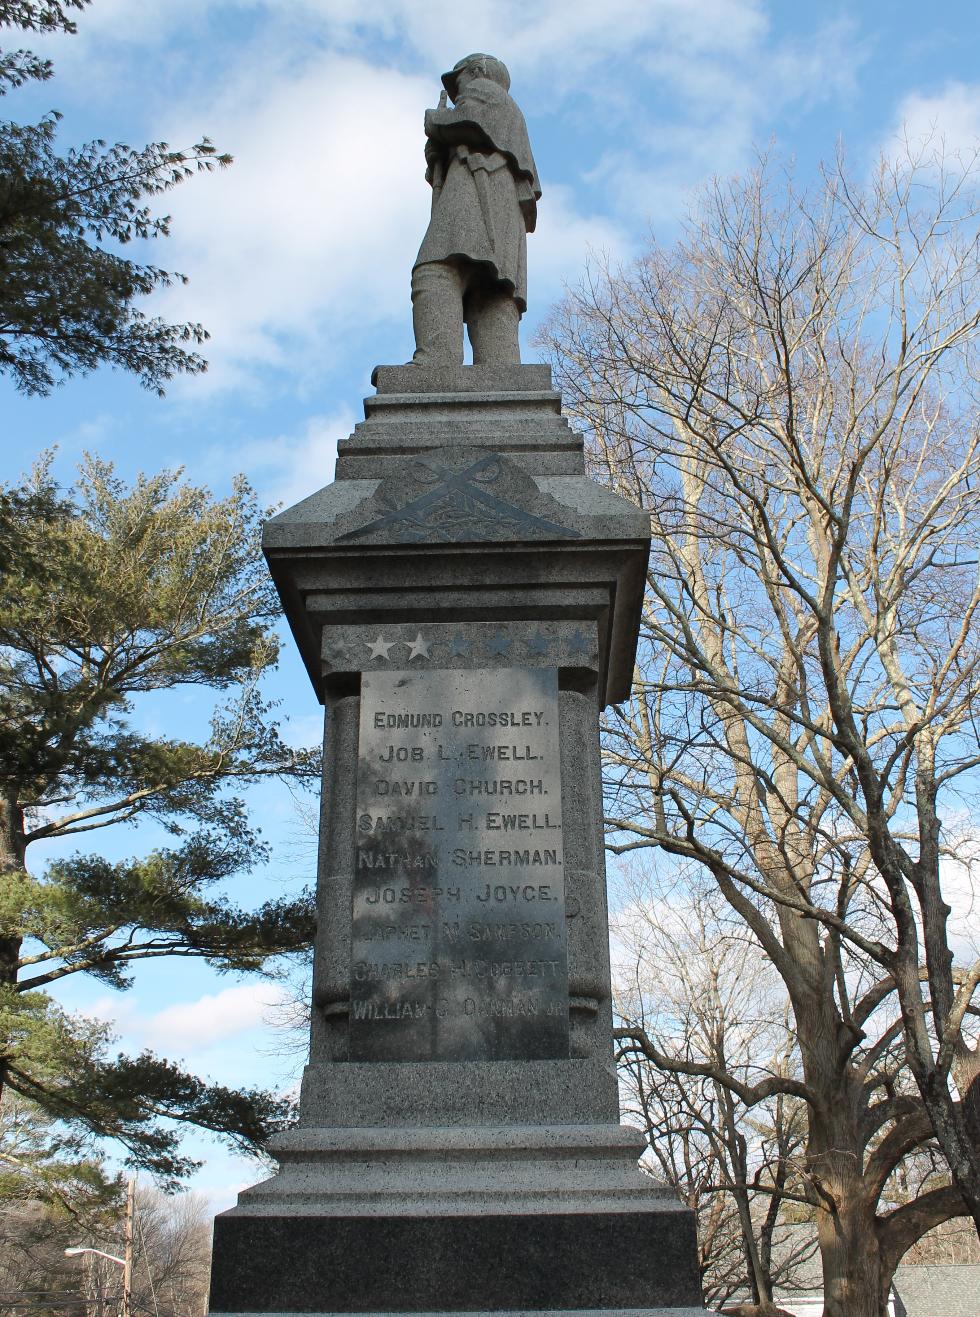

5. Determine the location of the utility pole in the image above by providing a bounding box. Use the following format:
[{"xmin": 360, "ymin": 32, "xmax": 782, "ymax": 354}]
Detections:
[
  {"xmin": 86, "ymin": 1250, "xmax": 100, "ymax": 1317},
  {"xmin": 121, "ymin": 1177, "xmax": 135, "ymax": 1317},
  {"xmin": 65, "ymin": 1181, "xmax": 135, "ymax": 1317}
]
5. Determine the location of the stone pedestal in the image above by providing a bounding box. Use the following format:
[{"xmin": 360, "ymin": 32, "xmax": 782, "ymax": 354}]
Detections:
[{"xmin": 208, "ymin": 365, "xmax": 706, "ymax": 1316}]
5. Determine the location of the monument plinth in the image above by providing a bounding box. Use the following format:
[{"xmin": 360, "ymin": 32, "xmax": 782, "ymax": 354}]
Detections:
[{"xmin": 208, "ymin": 52, "xmax": 705, "ymax": 1317}]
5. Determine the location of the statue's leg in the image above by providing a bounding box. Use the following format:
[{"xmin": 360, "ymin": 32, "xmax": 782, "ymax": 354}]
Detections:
[
  {"xmin": 466, "ymin": 284, "xmax": 521, "ymax": 366},
  {"xmin": 410, "ymin": 261, "xmax": 465, "ymax": 366}
]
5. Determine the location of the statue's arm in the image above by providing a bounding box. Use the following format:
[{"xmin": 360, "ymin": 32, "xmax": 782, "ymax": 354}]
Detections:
[{"xmin": 424, "ymin": 107, "xmax": 494, "ymax": 151}]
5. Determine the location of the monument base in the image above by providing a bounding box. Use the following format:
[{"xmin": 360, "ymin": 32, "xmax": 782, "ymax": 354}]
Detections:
[
  {"xmin": 217, "ymin": 1311, "xmax": 706, "ymax": 1316},
  {"xmin": 225, "ymin": 362, "xmax": 707, "ymax": 1316},
  {"xmin": 208, "ymin": 1124, "xmax": 706, "ymax": 1315}
]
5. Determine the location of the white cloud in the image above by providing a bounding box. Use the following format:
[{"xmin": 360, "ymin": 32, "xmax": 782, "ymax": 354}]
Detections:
[
  {"xmin": 53, "ymin": 0, "xmax": 771, "ymax": 86},
  {"xmin": 87, "ymin": 981, "xmax": 291, "ymax": 1052},
  {"xmin": 590, "ymin": 16, "xmax": 862, "ymax": 232},
  {"xmin": 149, "ymin": 55, "xmax": 432, "ymax": 388},
  {"xmin": 31, "ymin": 1, "xmax": 867, "ymax": 390},
  {"xmin": 527, "ymin": 183, "xmax": 630, "ymax": 302},
  {"xmin": 889, "ymin": 81, "xmax": 980, "ymax": 161},
  {"xmin": 147, "ymin": 983, "xmax": 290, "ymax": 1049},
  {"xmin": 206, "ymin": 407, "xmax": 352, "ymax": 509},
  {"xmin": 295, "ymin": 0, "xmax": 771, "ymax": 100}
]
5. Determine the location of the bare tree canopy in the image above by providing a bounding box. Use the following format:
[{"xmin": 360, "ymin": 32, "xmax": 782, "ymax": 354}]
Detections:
[
  {"xmin": 615, "ymin": 884, "xmax": 813, "ymax": 1314},
  {"xmin": 543, "ymin": 141, "xmax": 980, "ymax": 1317}
]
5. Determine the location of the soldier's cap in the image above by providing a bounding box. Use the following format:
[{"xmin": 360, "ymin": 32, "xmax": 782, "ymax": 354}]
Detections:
[{"xmin": 442, "ymin": 53, "xmax": 511, "ymax": 99}]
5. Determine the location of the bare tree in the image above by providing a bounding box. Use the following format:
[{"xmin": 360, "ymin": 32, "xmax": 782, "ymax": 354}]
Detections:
[
  {"xmin": 614, "ymin": 879, "xmax": 813, "ymax": 1314},
  {"xmin": 127, "ymin": 1188, "xmax": 212, "ymax": 1317},
  {"xmin": 0, "ymin": 1202, "xmax": 87, "ymax": 1316},
  {"xmin": 16, "ymin": 1185, "xmax": 213, "ymax": 1317},
  {"xmin": 542, "ymin": 141, "xmax": 980, "ymax": 1317},
  {"xmin": 903, "ymin": 1214, "xmax": 980, "ymax": 1265},
  {"xmin": 65, "ymin": 1187, "xmax": 212, "ymax": 1317}
]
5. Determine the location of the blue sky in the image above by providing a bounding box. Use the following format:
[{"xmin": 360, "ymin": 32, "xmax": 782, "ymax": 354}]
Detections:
[{"xmin": 3, "ymin": 0, "xmax": 980, "ymax": 1207}]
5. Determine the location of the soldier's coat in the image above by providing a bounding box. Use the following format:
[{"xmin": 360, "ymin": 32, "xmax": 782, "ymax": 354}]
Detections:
[{"xmin": 415, "ymin": 76, "xmax": 542, "ymax": 311}]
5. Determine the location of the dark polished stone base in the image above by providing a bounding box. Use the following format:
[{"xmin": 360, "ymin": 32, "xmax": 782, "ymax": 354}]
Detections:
[{"xmin": 209, "ymin": 1210, "xmax": 703, "ymax": 1313}]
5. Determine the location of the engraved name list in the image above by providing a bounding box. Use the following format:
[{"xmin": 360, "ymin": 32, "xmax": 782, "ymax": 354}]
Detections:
[{"xmin": 350, "ymin": 667, "xmax": 569, "ymax": 1062}]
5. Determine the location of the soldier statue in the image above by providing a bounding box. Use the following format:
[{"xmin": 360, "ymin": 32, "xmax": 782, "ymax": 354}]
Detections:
[{"xmin": 410, "ymin": 53, "xmax": 541, "ymax": 367}]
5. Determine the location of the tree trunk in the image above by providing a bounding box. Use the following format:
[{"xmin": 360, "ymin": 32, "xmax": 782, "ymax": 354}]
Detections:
[
  {"xmin": 814, "ymin": 1195, "xmax": 887, "ymax": 1317},
  {"xmin": 716, "ymin": 1076, "xmax": 781, "ymax": 1306},
  {"xmin": 791, "ymin": 977, "xmax": 889, "ymax": 1317},
  {"xmin": 890, "ymin": 950, "xmax": 980, "ymax": 1236},
  {"xmin": 917, "ymin": 1078, "xmax": 980, "ymax": 1237},
  {"xmin": 0, "ymin": 791, "xmax": 27, "ymax": 1105}
]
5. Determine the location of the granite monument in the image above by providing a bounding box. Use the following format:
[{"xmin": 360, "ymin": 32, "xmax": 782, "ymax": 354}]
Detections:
[{"xmin": 208, "ymin": 53, "xmax": 707, "ymax": 1317}]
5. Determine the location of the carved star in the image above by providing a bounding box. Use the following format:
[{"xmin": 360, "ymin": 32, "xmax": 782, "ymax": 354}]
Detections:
[
  {"xmin": 488, "ymin": 629, "xmax": 512, "ymax": 657},
  {"xmin": 526, "ymin": 631, "xmax": 550, "ymax": 658},
  {"xmin": 567, "ymin": 628, "xmax": 591, "ymax": 658},
  {"xmin": 406, "ymin": 632, "xmax": 431, "ymax": 661},
  {"xmin": 449, "ymin": 632, "xmax": 472, "ymax": 658},
  {"xmin": 365, "ymin": 634, "xmax": 395, "ymax": 661}
]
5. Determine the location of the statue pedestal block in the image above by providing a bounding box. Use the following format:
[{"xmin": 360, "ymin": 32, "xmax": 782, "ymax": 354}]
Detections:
[
  {"xmin": 209, "ymin": 1126, "xmax": 704, "ymax": 1315},
  {"xmin": 208, "ymin": 366, "xmax": 707, "ymax": 1316}
]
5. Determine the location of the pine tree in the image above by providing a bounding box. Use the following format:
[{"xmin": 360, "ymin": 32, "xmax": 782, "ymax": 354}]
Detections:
[
  {"xmin": 0, "ymin": 0, "xmax": 232, "ymax": 394},
  {"xmin": 0, "ymin": 456, "xmax": 319, "ymax": 1181}
]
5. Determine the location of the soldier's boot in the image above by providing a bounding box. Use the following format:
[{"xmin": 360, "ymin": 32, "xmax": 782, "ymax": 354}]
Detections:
[
  {"xmin": 467, "ymin": 286, "xmax": 521, "ymax": 365},
  {"xmin": 409, "ymin": 261, "xmax": 465, "ymax": 366}
]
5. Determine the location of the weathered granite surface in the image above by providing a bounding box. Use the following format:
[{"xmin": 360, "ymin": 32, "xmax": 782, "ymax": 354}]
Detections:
[
  {"xmin": 263, "ymin": 365, "xmax": 649, "ymax": 709},
  {"xmin": 410, "ymin": 55, "xmax": 540, "ymax": 367},
  {"xmin": 211, "ymin": 1212, "xmax": 701, "ymax": 1313},
  {"xmin": 223, "ymin": 1124, "xmax": 684, "ymax": 1215},
  {"xmin": 210, "ymin": 1126, "xmax": 704, "ymax": 1311},
  {"xmin": 220, "ymin": 1311, "xmax": 707, "ymax": 1316},
  {"xmin": 208, "ymin": 362, "xmax": 705, "ymax": 1316},
  {"xmin": 371, "ymin": 364, "xmax": 552, "ymax": 392},
  {"xmin": 342, "ymin": 365, "xmax": 581, "ymax": 477}
]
